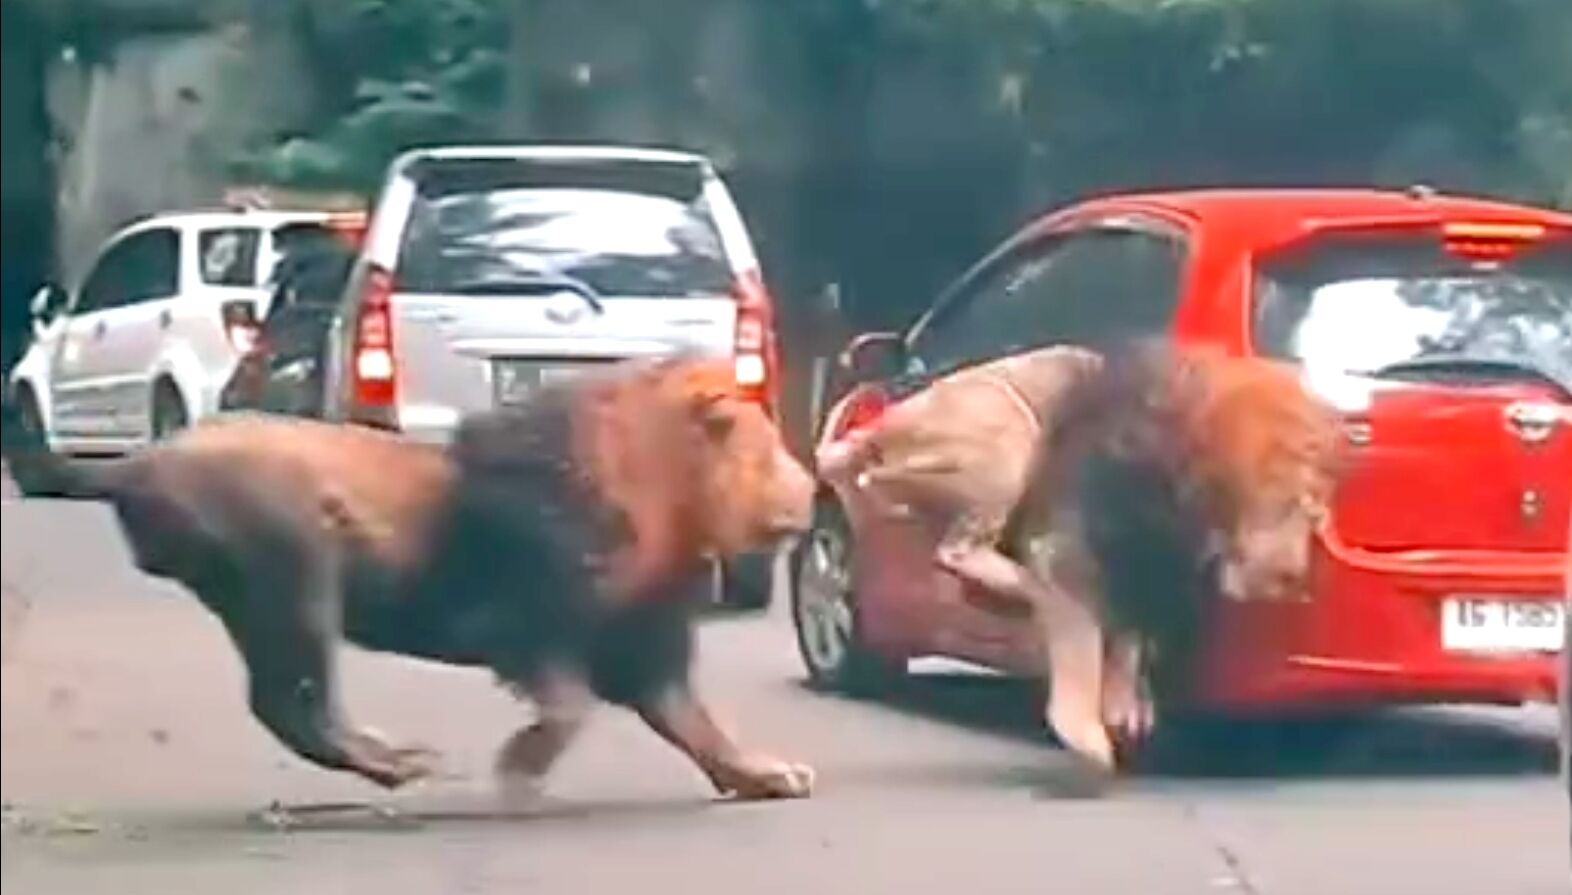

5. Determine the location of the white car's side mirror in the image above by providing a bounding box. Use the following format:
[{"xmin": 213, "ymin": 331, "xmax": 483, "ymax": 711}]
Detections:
[{"xmin": 29, "ymin": 284, "xmax": 67, "ymax": 322}]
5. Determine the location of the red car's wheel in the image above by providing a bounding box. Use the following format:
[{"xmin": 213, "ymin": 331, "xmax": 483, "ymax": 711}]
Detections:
[{"xmin": 790, "ymin": 498, "xmax": 906, "ymax": 695}]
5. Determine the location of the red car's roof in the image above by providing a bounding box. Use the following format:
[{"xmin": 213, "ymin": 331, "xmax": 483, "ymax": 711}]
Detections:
[{"xmin": 1043, "ymin": 187, "xmax": 1572, "ymax": 250}]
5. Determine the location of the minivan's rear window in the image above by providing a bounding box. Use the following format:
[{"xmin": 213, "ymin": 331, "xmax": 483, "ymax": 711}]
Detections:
[
  {"xmin": 1253, "ymin": 230, "xmax": 1572, "ymax": 391},
  {"xmin": 395, "ymin": 186, "xmax": 734, "ymax": 299}
]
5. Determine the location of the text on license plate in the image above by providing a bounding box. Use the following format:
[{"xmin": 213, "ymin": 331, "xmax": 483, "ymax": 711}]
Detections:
[
  {"xmin": 538, "ymin": 366, "xmax": 587, "ymax": 386},
  {"xmin": 1440, "ymin": 597, "xmax": 1565, "ymax": 653},
  {"xmin": 493, "ymin": 362, "xmax": 597, "ymax": 406}
]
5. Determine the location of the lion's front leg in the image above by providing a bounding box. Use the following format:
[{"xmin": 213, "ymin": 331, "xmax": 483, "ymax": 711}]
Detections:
[
  {"xmin": 635, "ymin": 684, "xmax": 815, "ymax": 800},
  {"xmin": 1012, "ymin": 535, "xmax": 1119, "ymax": 782},
  {"xmin": 932, "ymin": 536, "xmax": 1117, "ymax": 777},
  {"xmin": 1034, "ymin": 582, "xmax": 1117, "ymax": 777},
  {"xmin": 1100, "ymin": 632, "xmax": 1155, "ymax": 755},
  {"xmin": 587, "ymin": 592, "xmax": 814, "ymax": 801}
]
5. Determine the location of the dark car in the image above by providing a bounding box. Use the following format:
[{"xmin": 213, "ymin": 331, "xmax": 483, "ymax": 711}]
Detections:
[{"xmin": 219, "ymin": 218, "xmax": 364, "ymax": 418}]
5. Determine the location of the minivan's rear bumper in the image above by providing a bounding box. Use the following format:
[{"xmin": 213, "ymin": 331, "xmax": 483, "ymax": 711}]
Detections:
[{"xmin": 1195, "ymin": 530, "xmax": 1564, "ymax": 713}]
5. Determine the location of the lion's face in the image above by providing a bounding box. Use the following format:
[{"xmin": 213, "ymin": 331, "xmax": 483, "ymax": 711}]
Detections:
[
  {"xmin": 1213, "ymin": 469, "xmax": 1334, "ymax": 603},
  {"xmin": 1177, "ymin": 351, "xmax": 1343, "ymax": 604},
  {"xmin": 688, "ymin": 392, "xmax": 815, "ymax": 556}
]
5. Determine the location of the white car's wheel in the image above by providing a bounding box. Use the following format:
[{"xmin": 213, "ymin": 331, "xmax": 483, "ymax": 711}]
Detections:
[
  {"xmin": 7, "ymin": 387, "xmax": 57, "ymax": 497},
  {"xmin": 151, "ymin": 382, "xmax": 188, "ymax": 442}
]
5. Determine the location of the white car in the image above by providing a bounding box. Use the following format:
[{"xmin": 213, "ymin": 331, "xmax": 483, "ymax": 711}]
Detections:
[{"xmin": 8, "ymin": 208, "xmax": 356, "ymax": 460}]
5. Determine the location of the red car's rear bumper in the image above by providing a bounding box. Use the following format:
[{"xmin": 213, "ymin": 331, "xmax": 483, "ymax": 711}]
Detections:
[{"xmin": 1196, "ymin": 528, "xmax": 1563, "ymax": 713}]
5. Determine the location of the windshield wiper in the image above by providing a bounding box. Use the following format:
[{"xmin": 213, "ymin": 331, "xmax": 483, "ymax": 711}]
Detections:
[
  {"xmin": 1371, "ymin": 355, "xmax": 1571, "ymax": 396},
  {"xmin": 450, "ymin": 273, "xmax": 605, "ymax": 313}
]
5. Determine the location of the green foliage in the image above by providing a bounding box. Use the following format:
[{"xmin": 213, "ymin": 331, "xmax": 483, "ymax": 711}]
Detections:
[
  {"xmin": 866, "ymin": 0, "xmax": 1572, "ymax": 206},
  {"xmin": 239, "ymin": 0, "xmax": 1571, "ymax": 211},
  {"xmin": 235, "ymin": 0, "xmax": 509, "ymax": 193}
]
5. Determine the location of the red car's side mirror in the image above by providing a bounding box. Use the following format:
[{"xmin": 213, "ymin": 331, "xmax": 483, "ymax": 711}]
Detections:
[{"xmin": 837, "ymin": 332, "xmax": 906, "ymax": 383}]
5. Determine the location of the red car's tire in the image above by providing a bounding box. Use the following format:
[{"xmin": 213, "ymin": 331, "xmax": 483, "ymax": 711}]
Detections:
[{"xmin": 790, "ymin": 497, "xmax": 907, "ymax": 696}]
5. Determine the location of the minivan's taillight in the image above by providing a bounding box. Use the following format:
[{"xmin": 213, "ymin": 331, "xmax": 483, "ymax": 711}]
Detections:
[
  {"xmin": 732, "ymin": 270, "xmax": 777, "ymax": 413},
  {"xmin": 350, "ymin": 265, "xmax": 398, "ymax": 426},
  {"xmin": 220, "ymin": 300, "xmax": 261, "ymax": 354}
]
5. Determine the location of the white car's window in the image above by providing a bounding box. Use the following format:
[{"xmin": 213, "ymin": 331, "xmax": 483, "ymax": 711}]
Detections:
[
  {"xmin": 76, "ymin": 227, "xmax": 181, "ymax": 314},
  {"xmin": 199, "ymin": 227, "xmax": 262, "ymax": 287}
]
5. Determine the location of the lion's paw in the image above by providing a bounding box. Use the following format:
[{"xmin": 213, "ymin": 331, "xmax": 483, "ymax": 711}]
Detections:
[{"xmin": 720, "ymin": 756, "xmax": 816, "ymax": 801}]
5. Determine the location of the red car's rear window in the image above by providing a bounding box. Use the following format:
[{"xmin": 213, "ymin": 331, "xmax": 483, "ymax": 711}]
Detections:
[{"xmin": 1252, "ymin": 229, "xmax": 1572, "ymax": 391}]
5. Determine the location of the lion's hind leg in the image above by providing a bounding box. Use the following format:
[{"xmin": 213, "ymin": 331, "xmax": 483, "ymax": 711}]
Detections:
[
  {"xmin": 217, "ymin": 535, "xmax": 438, "ymax": 790},
  {"xmin": 493, "ymin": 664, "xmax": 595, "ymax": 811}
]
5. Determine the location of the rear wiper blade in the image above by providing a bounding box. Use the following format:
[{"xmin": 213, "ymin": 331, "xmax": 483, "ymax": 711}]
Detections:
[
  {"xmin": 451, "ymin": 274, "xmax": 604, "ymax": 313},
  {"xmin": 1372, "ymin": 356, "xmax": 1571, "ymax": 395}
]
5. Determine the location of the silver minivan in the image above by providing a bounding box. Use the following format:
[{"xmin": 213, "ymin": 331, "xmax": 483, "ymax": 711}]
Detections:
[
  {"xmin": 322, "ymin": 145, "xmax": 779, "ymax": 441},
  {"xmin": 320, "ymin": 145, "xmax": 784, "ymax": 609}
]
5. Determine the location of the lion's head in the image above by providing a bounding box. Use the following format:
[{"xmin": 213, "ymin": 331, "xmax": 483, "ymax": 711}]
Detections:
[
  {"xmin": 577, "ymin": 357, "xmax": 814, "ymax": 589},
  {"xmin": 661, "ymin": 358, "xmax": 815, "ymax": 555},
  {"xmin": 1042, "ymin": 340, "xmax": 1344, "ymax": 639},
  {"xmin": 1176, "ymin": 348, "xmax": 1342, "ymax": 603}
]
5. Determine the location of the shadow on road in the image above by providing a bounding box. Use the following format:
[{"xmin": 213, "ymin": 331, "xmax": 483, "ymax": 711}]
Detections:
[
  {"xmin": 808, "ymin": 671, "xmax": 1559, "ymax": 783},
  {"xmin": 23, "ymin": 794, "xmax": 737, "ymax": 841}
]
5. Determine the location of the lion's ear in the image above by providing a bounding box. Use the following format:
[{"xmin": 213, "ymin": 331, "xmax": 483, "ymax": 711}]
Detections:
[{"xmin": 689, "ymin": 392, "xmax": 737, "ymax": 441}]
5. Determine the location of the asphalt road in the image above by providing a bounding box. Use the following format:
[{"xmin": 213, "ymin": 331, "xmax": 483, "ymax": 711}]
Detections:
[{"xmin": 3, "ymin": 491, "xmax": 1568, "ymax": 895}]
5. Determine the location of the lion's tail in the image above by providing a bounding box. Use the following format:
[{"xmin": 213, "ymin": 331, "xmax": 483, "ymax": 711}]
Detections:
[{"xmin": 1, "ymin": 401, "xmax": 123, "ymax": 501}]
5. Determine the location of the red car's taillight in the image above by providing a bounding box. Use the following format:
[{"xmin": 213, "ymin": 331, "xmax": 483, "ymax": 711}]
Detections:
[
  {"xmin": 732, "ymin": 269, "xmax": 777, "ymax": 414},
  {"xmin": 836, "ymin": 389, "xmax": 889, "ymax": 440},
  {"xmin": 350, "ymin": 265, "xmax": 398, "ymax": 426},
  {"xmin": 1441, "ymin": 220, "xmax": 1548, "ymax": 264}
]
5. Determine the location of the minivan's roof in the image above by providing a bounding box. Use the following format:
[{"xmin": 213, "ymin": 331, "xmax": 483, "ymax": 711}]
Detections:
[{"xmin": 395, "ymin": 144, "xmax": 713, "ymax": 168}]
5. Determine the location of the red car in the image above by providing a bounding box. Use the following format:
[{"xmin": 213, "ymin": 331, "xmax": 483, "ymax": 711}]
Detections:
[{"xmin": 791, "ymin": 187, "xmax": 1571, "ymax": 727}]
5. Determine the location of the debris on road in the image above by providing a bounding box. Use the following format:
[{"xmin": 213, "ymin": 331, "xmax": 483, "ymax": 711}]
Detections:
[{"xmin": 249, "ymin": 799, "xmax": 418, "ymax": 833}]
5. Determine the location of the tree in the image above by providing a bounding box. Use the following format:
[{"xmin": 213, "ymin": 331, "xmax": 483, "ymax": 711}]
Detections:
[{"xmin": 233, "ymin": 0, "xmax": 509, "ymax": 193}]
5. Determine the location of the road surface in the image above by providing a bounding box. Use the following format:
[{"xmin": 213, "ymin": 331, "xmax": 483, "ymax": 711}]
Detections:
[{"xmin": 3, "ymin": 492, "xmax": 1568, "ymax": 894}]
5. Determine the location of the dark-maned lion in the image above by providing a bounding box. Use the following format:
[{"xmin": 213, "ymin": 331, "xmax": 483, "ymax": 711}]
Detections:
[
  {"xmin": 815, "ymin": 339, "xmax": 1341, "ymax": 781},
  {"xmin": 1016, "ymin": 339, "xmax": 1342, "ymax": 775},
  {"xmin": 1, "ymin": 356, "xmax": 817, "ymax": 802}
]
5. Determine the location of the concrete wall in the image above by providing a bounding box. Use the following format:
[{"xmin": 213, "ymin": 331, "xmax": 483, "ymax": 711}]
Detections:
[
  {"xmin": 48, "ymin": 11, "xmax": 317, "ymax": 283},
  {"xmin": 1, "ymin": 0, "xmax": 319, "ymax": 370}
]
